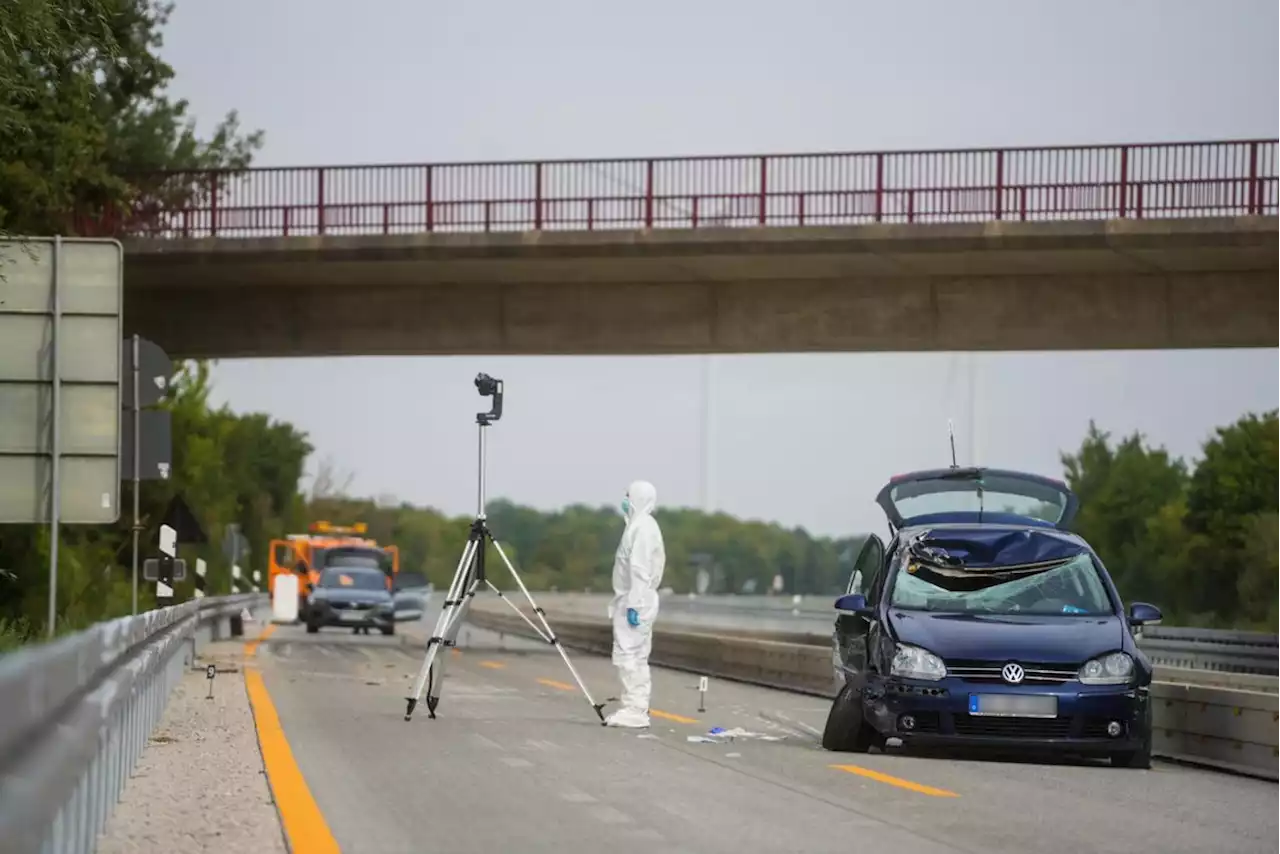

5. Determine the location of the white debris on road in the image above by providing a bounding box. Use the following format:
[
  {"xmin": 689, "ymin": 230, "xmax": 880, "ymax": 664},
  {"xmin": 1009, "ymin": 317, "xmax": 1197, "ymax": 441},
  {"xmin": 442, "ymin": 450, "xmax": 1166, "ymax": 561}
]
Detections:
[{"xmin": 97, "ymin": 642, "xmax": 287, "ymax": 854}]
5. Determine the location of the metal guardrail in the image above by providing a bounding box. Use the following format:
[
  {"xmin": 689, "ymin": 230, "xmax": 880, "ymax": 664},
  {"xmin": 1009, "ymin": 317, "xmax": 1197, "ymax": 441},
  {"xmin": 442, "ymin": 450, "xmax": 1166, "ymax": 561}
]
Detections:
[
  {"xmin": 529, "ymin": 593, "xmax": 1280, "ymax": 676},
  {"xmin": 1135, "ymin": 626, "xmax": 1279, "ymax": 675},
  {"xmin": 465, "ymin": 604, "xmax": 1280, "ymax": 781},
  {"xmin": 0, "ymin": 594, "xmax": 268, "ymax": 854},
  {"xmin": 77, "ymin": 139, "xmax": 1277, "ymax": 239}
]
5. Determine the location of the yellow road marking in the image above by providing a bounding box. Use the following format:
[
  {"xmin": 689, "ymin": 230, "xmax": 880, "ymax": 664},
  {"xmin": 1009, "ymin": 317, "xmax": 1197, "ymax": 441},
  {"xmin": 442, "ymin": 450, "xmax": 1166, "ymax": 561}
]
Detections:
[
  {"xmin": 478, "ymin": 660, "xmax": 506, "ymax": 669},
  {"xmin": 651, "ymin": 709, "xmax": 699, "ymax": 724},
  {"xmin": 241, "ymin": 624, "xmax": 342, "ymax": 852},
  {"xmin": 830, "ymin": 764, "xmax": 960, "ymax": 798},
  {"xmin": 243, "ymin": 624, "xmax": 277, "ymax": 658},
  {"xmin": 245, "ymin": 669, "xmax": 343, "ymax": 852},
  {"xmin": 537, "ymin": 678, "xmax": 576, "ymax": 691}
]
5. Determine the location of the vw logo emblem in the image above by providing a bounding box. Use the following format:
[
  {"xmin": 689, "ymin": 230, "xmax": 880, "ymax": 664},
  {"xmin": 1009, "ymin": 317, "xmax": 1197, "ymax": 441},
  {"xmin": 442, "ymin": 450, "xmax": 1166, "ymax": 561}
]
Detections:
[{"xmin": 1001, "ymin": 662, "xmax": 1025, "ymax": 684}]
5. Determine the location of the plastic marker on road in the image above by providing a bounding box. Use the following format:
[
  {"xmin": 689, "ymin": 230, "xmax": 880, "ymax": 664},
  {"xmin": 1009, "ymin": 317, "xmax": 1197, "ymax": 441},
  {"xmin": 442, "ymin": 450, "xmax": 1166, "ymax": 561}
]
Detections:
[{"xmin": 830, "ymin": 764, "xmax": 959, "ymax": 798}]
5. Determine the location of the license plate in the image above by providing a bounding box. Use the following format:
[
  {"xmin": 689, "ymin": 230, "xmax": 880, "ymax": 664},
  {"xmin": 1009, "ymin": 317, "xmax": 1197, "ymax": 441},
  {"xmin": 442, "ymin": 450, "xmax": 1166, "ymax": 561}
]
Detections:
[
  {"xmin": 338, "ymin": 609, "xmax": 366, "ymax": 621},
  {"xmin": 968, "ymin": 693, "xmax": 1058, "ymax": 718}
]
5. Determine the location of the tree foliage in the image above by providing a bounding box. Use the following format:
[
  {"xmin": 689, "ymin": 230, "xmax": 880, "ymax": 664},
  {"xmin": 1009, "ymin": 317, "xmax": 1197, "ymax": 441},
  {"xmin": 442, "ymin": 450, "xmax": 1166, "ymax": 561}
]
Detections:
[
  {"xmin": 1062, "ymin": 411, "xmax": 1278, "ymax": 630},
  {"xmin": 0, "ymin": 361, "xmax": 312, "ymax": 645},
  {"xmin": 0, "ymin": 0, "xmax": 262, "ymax": 237},
  {"xmin": 305, "ymin": 495, "xmax": 861, "ymax": 598}
]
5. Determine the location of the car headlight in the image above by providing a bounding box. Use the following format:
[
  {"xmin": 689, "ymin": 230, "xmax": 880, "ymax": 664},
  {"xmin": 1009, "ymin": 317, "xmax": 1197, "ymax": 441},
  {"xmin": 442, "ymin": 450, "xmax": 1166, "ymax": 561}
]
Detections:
[
  {"xmin": 890, "ymin": 644, "xmax": 947, "ymax": 681},
  {"xmin": 1078, "ymin": 652, "xmax": 1134, "ymax": 685}
]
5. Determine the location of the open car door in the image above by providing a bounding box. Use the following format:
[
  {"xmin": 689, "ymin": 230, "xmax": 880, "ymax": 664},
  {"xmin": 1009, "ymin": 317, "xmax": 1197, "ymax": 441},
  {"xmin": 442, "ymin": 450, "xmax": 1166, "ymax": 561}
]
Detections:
[
  {"xmin": 268, "ymin": 540, "xmax": 296, "ymax": 593},
  {"xmin": 875, "ymin": 467, "xmax": 1079, "ymax": 532}
]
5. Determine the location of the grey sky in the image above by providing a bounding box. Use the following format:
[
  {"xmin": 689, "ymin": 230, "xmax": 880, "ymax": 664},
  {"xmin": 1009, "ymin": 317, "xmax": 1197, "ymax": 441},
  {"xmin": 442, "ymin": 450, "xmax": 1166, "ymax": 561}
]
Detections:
[{"xmin": 158, "ymin": 0, "xmax": 1278, "ymax": 538}]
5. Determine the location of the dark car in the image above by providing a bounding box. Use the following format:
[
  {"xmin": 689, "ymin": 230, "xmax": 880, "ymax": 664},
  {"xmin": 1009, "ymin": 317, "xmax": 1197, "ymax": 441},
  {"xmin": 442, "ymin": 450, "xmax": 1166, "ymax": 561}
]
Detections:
[
  {"xmin": 823, "ymin": 467, "xmax": 1163, "ymax": 769},
  {"xmin": 306, "ymin": 565, "xmax": 397, "ymax": 636}
]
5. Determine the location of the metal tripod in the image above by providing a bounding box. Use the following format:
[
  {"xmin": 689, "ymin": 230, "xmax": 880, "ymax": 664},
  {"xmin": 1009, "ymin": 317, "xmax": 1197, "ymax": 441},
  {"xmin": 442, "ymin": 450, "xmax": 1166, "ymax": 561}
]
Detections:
[{"xmin": 404, "ymin": 395, "xmax": 605, "ymax": 723}]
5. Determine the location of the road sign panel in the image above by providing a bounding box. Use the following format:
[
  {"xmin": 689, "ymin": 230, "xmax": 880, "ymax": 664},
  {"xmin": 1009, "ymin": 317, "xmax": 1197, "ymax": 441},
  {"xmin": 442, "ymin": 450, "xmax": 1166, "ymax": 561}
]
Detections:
[
  {"xmin": 121, "ymin": 337, "xmax": 172, "ymax": 409},
  {"xmin": 143, "ymin": 557, "xmax": 187, "ymax": 582},
  {"xmin": 0, "ymin": 237, "xmax": 122, "ymax": 523},
  {"xmin": 120, "ymin": 407, "xmax": 172, "ymax": 481},
  {"xmin": 159, "ymin": 524, "xmax": 177, "ymax": 558}
]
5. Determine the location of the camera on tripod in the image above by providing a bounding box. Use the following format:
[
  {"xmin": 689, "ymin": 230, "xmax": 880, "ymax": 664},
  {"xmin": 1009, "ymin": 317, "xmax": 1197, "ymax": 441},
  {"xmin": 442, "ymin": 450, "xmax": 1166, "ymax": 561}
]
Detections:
[
  {"xmin": 474, "ymin": 373, "xmax": 503, "ymax": 425},
  {"xmin": 404, "ymin": 371, "xmax": 606, "ymax": 725}
]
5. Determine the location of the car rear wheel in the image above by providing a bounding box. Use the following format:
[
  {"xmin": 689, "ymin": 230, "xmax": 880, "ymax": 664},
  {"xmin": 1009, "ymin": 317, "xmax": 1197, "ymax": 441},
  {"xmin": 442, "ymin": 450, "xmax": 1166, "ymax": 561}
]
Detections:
[
  {"xmin": 821, "ymin": 683, "xmax": 878, "ymax": 753},
  {"xmin": 305, "ymin": 621, "xmax": 319, "ymax": 634},
  {"xmin": 381, "ymin": 624, "xmax": 396, "ymax": 637}
]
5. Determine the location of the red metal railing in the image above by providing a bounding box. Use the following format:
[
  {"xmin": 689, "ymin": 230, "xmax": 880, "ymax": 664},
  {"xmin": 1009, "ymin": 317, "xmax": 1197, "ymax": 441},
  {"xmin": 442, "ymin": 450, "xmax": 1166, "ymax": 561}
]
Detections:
[{"xmin": 98, "ymin": 139, "xmax": 1277, "ymax": 239}]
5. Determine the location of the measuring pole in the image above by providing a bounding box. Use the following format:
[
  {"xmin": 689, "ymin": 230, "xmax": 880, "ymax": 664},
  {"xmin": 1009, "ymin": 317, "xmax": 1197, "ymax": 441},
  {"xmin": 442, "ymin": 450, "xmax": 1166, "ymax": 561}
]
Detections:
[{"xmin": 47, "ymin": 236, "xmax": 63, "ymax": 638}]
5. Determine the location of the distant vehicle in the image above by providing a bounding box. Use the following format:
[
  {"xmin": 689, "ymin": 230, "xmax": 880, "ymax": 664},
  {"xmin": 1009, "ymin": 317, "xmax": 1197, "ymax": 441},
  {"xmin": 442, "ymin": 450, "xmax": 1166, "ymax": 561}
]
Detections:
[
  {"xmin": 392, "ymin": 571, "xmax": 433, "ymax": 622},
  {"xmin": 306, "ymin": 565, "xmax": 397, "ymax": 636},
  {"xmin": 269, "ymin": 521, "xmax": 402, "ymax": 623},
  {"xmin": 823, "ymin": 467, "xmax": 1162, "ymax": 769}
]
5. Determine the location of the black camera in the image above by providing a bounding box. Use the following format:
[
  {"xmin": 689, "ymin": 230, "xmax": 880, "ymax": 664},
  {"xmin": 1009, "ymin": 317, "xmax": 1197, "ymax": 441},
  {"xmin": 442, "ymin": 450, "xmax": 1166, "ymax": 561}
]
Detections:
[{"xmin": 475, "ymin": 373, "xmax": 503, "ymax": 425}]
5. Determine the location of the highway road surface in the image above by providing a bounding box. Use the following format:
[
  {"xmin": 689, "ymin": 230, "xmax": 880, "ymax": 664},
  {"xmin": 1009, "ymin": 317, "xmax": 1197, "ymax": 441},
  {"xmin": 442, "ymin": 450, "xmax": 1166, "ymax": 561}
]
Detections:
[{"xmin": 254, "ymin": 614, "xmax": 1277, "ymax": 854}]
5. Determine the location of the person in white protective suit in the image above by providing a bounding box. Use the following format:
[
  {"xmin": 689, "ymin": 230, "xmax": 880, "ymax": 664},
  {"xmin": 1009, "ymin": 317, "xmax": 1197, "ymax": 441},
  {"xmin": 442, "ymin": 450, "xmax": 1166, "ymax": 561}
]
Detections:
[{"xmin": 604, "ymin": 480, "xmax": 666, "ymax": 728}]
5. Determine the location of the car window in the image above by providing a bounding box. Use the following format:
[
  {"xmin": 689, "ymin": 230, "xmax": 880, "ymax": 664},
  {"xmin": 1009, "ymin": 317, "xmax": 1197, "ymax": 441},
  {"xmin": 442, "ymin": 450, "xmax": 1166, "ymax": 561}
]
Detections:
[
  {"xmin": 847, "ymin": 536, "xmax": 884, "ymax": 600},
  {"xmin": 887, "ymin": 551, "xmax": 1113, "ymax": 616},
  {"xmin": 318, "ymin": 568, "xmax": 387, "ymax": 591}
]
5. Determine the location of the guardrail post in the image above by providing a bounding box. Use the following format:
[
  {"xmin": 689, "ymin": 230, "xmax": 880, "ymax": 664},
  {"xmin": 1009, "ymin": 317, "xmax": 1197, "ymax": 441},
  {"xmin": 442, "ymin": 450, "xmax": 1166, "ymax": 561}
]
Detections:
[
  {"xmin": 208, "ymin": 172, "xmax": 219, "ymax": 237},
  {"xmin": 316, "ymin": 167, "xmax": 326, "ymax": 236},
  {"xmin": 874, "ymin": 153, "xmax": 884, "ymax": 223},
  {"xmin": 425, "ymin": 165, "xmax": 435, "ymax": 232},
  {"xmin": 1247, "ymin": 140, "xmax": 1260, "ymax": 215},
  {"xmin": 533, "ymin": 162, "xmax": 544, "ymax": 230},
  {"xmin": 644, "ymin": 160, "xmax": 655, "ymax": 229},
  {"xmin": 994, "ymin": 150, "xmax": 1005, "ymax": 220},
  {"xmin": 758, "ymin": 156, "xmax": 768, "ymax": 226},
  {"xmin": 1118, "ymin": 145, "xmax": 1130, "ymax": 218}
]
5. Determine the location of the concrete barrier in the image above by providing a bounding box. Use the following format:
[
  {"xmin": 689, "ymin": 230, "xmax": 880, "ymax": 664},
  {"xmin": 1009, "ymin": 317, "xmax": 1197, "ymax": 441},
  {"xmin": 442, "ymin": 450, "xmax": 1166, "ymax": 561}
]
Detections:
[{"xmin": 465, "ymin": 603, "xmax": 1279, "ymax": 780}]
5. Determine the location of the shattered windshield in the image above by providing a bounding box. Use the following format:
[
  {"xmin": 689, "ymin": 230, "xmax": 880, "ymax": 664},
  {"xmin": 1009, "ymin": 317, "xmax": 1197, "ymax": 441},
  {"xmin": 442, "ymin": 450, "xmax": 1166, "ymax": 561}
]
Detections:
[{"xmin": 888, "ymin": 551, "xmax": 1113, "ymax": 616}]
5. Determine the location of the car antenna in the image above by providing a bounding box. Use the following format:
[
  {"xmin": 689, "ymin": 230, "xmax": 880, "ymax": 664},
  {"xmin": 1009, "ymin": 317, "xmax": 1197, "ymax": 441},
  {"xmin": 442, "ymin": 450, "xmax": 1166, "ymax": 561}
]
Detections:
[{"xmin": 947, "ymin": 419, "xmax": 959, "ymax": 469}]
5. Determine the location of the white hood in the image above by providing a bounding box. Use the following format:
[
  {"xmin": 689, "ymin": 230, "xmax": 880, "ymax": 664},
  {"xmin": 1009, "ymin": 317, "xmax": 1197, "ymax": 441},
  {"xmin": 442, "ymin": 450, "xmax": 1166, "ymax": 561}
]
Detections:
[
  {"xmin": 625, "ymin": 480, "xmax": 658, "ymax": 524},
  {"xmin": 610, "ymin": 480, "xmax": 665, "ymax": 620}
]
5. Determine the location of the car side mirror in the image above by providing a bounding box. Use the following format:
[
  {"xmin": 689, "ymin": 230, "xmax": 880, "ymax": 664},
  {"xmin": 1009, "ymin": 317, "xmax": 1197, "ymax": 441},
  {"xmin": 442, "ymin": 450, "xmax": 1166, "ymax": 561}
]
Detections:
[
  {"xmin": 1127, "ymin": 602, "xmax": 1162, "ymax": 626},
  {"xmin": 835, "ymin": 593, "xmax": 873, "ymax": 616}
]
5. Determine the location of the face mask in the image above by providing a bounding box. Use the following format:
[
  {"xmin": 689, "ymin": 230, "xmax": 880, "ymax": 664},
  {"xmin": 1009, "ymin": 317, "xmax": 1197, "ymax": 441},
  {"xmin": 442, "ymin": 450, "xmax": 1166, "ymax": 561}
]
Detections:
[{"xmin": 620, "ymin": 497, "xmax": 631, "ymax": 517}]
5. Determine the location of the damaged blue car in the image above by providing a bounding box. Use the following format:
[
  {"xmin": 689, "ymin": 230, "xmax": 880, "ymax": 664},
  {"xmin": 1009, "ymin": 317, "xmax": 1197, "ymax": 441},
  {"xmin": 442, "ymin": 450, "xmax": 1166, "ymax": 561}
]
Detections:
[{"xmin": 823, "ymin": 467, "xmax": 1162, "ymax": 769}]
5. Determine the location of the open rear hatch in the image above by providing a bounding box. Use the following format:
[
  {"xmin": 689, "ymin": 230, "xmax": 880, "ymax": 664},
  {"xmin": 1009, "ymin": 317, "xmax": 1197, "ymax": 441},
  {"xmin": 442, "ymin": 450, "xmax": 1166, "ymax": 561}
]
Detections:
[{"xmin": 875, "ymin": 467, "xmax": 1079, "ymax": 532}]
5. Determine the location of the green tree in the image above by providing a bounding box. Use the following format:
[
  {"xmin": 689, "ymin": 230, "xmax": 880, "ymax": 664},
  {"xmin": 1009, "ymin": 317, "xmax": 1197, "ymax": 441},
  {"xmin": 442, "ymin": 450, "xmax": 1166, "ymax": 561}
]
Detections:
[
  {"xmin": 0, "ymin": 0, "xmax": 262, "ymax": 237},
  {"xmin": 1182, "ymin": 411, "xmax": 1279, "ymax": 624},
  {"xmin": 1060, "ymin": 422, "xmax": 1189, "ymax": 604}
]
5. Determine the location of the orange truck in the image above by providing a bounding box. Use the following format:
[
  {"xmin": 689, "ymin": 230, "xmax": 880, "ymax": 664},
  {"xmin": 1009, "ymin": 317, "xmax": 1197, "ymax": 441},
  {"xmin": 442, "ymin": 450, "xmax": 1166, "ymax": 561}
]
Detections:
[{"xmin": 268, "ymin": 521, "xmax": 401, "ymax": 621}]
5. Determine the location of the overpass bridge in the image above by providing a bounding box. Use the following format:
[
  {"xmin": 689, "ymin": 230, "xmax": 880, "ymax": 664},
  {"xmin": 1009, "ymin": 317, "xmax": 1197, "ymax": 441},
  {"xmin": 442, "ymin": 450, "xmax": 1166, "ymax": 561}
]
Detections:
[{"xmin": 101, "ymin": 139, "xmax": 1277, "ymax": 358}]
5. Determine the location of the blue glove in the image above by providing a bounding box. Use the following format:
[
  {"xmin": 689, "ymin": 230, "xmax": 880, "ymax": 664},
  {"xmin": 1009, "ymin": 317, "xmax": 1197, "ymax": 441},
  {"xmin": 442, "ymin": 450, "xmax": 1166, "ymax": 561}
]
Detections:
[{"xmin": 626, "ymin": 608, "xmax": 640, "ymax": 627}]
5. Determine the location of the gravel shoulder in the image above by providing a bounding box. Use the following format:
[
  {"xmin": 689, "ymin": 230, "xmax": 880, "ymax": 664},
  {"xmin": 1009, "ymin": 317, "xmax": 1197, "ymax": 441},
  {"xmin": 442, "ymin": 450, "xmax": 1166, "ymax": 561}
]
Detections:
[{"xmin": 97, "ymin": 639, "xmax": 288, "ymax": 854}]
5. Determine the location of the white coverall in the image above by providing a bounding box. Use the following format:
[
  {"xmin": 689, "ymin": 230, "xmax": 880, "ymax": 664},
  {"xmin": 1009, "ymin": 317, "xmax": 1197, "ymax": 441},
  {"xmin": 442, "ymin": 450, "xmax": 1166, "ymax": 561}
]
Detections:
[{"xmin": 604, "ymin": 480, "xmax": 666, "ymax": 728}]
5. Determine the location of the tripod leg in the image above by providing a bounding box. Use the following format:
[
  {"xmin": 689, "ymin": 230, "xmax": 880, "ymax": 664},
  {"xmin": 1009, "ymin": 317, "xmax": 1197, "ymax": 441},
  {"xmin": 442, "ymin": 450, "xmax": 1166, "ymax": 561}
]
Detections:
[
  {"xmin": 483, "ymin": 579, "xmax": 552, "ymax": 643},
  {"xmin": 425, "ymin": 575, "xmax": 478, "ymax": 715},
  {"xmin": 405, "ymin": 537, "xmax": 478, "ymax": 721},
  {"xmin": 489, "ymin": 539, "xmax": 607, "ymax": 723}
]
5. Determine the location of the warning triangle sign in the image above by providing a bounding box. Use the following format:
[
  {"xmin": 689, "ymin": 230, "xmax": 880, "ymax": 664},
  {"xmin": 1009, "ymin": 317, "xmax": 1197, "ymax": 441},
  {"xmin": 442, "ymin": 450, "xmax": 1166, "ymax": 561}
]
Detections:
[{"xmin": 161, "ymin": 494, "xmax": 208, "ymax": 544}]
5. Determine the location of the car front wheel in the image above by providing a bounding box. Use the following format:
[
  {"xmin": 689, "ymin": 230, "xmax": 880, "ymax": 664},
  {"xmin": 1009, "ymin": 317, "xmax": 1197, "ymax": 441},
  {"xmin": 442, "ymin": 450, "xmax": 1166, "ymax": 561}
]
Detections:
[
  {"xmin": 1111, "ymin": 732, "xmax": 1152, "ymax": 769},
  {"xmin": 821, "ymin": 682, "xmax": 879, "ymax": 753}
]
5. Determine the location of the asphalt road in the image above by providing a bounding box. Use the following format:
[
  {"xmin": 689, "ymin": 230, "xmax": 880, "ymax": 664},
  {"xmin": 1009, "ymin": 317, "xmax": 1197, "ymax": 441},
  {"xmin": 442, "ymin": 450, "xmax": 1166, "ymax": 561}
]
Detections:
[{"xmin": 255, "ymin": 613, "xmax": 1277, "ymax": 854}]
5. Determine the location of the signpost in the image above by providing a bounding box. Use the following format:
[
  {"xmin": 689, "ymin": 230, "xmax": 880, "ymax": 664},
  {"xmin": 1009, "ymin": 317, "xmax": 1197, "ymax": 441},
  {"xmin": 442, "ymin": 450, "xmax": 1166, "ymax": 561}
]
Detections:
[
  {"xmin": 0, "ymin": 237, "xmax": 123, "ymax": 636},
  {"xmin": 155, "ymin": 522, "xmax": 178, "ymax": 607},
  {"xmin": 121, "ymin": 335, "xmax": 173, "ymax": 615}
]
